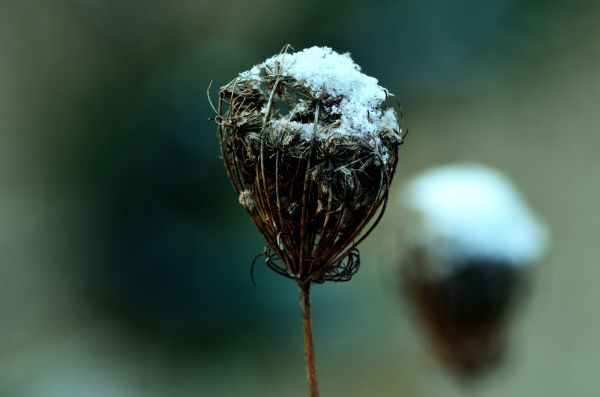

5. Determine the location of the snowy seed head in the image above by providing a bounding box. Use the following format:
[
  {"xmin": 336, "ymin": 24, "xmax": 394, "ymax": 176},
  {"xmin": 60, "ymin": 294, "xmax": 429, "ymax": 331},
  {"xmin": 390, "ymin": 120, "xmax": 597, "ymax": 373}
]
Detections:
[{"xmin": 214, "ymin": 45, "xmax": 404, "ymax": 284}]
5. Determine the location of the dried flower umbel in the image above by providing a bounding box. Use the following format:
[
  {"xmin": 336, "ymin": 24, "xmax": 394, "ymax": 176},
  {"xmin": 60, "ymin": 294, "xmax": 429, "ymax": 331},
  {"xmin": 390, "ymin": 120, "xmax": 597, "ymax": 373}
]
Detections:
[{"xmin": 212, "ymin": 46, "xmax": 404, "ymax": 396}]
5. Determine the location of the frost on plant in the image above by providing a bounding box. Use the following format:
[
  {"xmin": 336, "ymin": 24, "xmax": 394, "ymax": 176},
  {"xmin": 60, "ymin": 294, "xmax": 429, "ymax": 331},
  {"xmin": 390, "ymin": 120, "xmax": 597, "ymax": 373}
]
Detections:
[{"xmin": 213, "ymin": 45, "xmax": 404, "ymax": 285}]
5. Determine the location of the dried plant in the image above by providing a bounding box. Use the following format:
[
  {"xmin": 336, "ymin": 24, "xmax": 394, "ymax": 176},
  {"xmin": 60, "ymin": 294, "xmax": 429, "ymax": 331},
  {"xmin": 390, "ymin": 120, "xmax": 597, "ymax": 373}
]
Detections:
[
  {"xmin": 211, "ymin": 45, "xmax": 404, "ymax": 396},
  {"xmin": 395, "ymin": 164, "xmax": 548, "ymax": 381}
]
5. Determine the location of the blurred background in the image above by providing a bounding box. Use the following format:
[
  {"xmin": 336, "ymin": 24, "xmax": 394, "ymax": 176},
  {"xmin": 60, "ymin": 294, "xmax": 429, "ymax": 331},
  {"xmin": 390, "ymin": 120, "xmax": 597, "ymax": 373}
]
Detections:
[{"xmin": 1, "ymin": 0, "xmax": 599, "ymax": 396}]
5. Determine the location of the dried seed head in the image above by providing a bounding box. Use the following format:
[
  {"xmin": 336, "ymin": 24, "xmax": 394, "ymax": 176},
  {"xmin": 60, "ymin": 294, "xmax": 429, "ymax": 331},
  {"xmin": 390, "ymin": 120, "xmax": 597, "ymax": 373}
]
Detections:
[
  {"xmin": 214, "ymin": 45, "xmax": 405, "ymax": 285},
  {"xmin": 396, "ymin": 163, "xmax": 549, "ymax": 379}
]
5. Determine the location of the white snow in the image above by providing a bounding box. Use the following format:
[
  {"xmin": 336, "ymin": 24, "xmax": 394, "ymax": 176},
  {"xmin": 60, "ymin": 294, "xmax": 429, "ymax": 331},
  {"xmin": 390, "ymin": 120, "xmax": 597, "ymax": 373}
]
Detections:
[
  {"xmin": 239, "ymin": 46, "xmax": 401, "ymax": 161},
  {"xmin": 270, "ymin": 119, "xmax": 315, "ymax": 137},
  {"xmin": 401, "ymin": 163, "xmax": 549, "ymax": 267}
]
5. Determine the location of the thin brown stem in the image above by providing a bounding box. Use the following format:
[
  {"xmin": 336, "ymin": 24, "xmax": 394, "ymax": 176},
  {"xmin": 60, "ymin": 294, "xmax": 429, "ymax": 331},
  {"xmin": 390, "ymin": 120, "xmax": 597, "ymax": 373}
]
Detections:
[{"xmin": 300, "ymin": 282, "xmax": 319, "ymax": 397}]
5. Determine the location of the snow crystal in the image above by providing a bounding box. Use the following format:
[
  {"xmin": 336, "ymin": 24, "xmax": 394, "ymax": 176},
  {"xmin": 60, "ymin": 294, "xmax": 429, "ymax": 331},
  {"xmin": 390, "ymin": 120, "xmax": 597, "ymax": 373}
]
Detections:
[
  {"xmin": 270, "ymin": 119, "xmax": 315, "ymax": 138},
  {"xmin": 240, "ymin": 46, "xmax": 401, "ymax": 159},
  {"xmin": 401, "ymin": 163, "xmax": 549, "ymax": 267}
]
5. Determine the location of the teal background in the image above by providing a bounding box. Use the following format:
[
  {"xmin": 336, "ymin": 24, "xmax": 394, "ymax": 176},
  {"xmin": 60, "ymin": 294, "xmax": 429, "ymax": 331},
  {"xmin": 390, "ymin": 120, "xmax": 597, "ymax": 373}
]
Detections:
[{"xmin": 1, "ymin": 1, "xmax": 599, "ymax": 395}]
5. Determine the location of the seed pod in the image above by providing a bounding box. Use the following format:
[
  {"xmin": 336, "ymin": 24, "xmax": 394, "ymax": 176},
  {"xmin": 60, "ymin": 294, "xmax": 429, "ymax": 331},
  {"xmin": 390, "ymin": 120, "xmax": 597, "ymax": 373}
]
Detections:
[
  {"xmin": 397, "ymin": 163, "xmax": 549, "ymax": 379},
  {"xmin": 214, "ymin": 46, "xmax": 404, "ymax": 285}
]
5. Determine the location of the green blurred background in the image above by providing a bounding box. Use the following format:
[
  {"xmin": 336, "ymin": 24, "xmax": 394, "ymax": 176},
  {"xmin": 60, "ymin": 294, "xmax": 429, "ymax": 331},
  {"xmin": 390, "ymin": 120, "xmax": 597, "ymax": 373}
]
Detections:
[{"xmin": 1, "ymin": 0, "xmax": 599, "ymax": 396}]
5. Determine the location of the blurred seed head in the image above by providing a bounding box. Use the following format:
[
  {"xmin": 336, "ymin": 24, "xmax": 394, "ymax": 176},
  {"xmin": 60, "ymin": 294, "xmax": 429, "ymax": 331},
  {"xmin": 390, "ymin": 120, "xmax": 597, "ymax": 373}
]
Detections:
[{"xmin": 396, "ymin": 163, "xmax": 549, "ymax": 379}]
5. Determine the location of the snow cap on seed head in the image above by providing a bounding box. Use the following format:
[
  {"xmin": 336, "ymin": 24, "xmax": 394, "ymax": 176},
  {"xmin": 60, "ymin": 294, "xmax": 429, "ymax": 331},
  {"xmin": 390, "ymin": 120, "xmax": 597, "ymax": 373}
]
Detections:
[
  {"xmin": 400, "ymin": 163, "xmax": 549, "ymax": 271},
  {"xmin": 240, "ymin": 46, "xmax": 402, "ymax": 163}
]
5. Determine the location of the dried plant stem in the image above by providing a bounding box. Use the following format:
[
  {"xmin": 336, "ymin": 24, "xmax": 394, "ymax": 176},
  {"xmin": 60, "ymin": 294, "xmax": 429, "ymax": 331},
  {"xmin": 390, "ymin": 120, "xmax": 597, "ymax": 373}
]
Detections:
[{"xmin": 300, "ymin": 282, "xmax": 319, "ymax": 397}]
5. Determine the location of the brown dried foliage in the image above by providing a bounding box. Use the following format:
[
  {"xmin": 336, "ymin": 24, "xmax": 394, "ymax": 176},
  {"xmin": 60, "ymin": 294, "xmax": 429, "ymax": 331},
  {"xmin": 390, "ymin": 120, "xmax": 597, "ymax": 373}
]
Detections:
[{"xmin": 402, "ymin": 253, "xmax": 526, "ymax": 379}]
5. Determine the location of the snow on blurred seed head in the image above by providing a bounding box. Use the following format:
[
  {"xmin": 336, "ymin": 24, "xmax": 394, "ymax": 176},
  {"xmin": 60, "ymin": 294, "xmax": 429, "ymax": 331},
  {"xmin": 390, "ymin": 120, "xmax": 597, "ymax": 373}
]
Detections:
[{"xmin": 400, "ymin": 163, "xmax": 549, "ymax": 275}]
